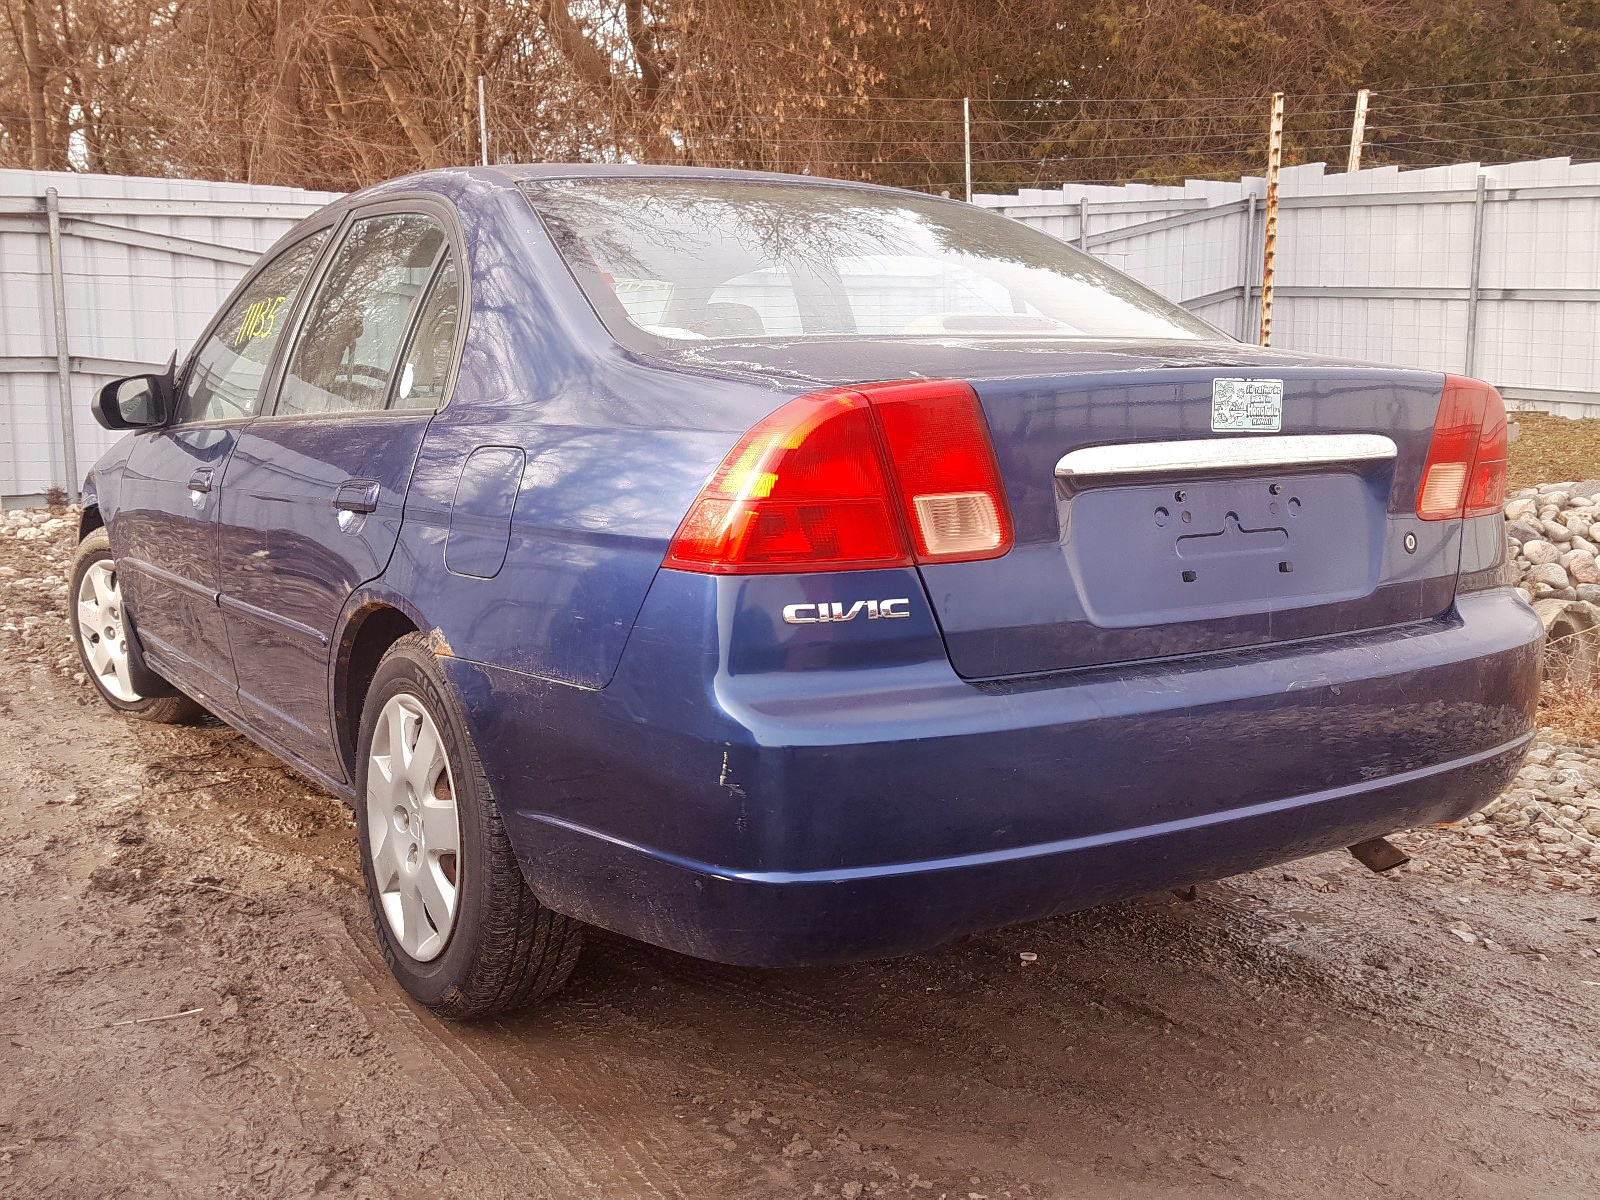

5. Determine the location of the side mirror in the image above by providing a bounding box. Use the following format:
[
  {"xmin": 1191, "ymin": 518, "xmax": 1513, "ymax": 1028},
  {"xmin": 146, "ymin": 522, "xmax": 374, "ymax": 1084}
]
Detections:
[{"xmin": 93, "ymin": 371, "xmax": 174, "ymax": 430}]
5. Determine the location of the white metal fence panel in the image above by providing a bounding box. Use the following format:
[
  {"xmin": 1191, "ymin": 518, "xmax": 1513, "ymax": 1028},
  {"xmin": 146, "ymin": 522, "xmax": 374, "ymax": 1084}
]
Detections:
[
  {"xmin": 3, "ymin": 160, "xmax": 1598, "ymax": 501},
  {"xmin": 979, "ymin": 157, "xmax": 1600, "ymax": 418},
  {"xmin": 0, "ymin": 170, "xmax": 339, "ymax": 502}
]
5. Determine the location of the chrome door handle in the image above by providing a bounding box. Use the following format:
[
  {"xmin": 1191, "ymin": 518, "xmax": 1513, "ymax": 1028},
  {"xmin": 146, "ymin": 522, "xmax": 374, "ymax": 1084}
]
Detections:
[
  {"xmin": 187, "ymin": 468, "xmax": 214, "ymax": 509},
  {"xmin": 333, "ymin": 480, "xmax": 380, "ymax": 515}
]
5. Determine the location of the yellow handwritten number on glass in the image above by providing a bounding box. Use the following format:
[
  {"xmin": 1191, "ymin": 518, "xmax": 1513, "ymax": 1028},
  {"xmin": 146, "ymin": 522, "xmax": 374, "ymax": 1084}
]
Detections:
[{"xmin": 233, "ymin": 295, "xmax": 289, "ymax": 347}]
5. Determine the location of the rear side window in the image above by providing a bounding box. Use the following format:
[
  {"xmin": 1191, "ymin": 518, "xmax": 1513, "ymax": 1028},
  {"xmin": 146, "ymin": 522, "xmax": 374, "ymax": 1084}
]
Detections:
[
  {"xmin": 275, "ymin": 213, "xmax": 446, "ymax": 417},
  {"xmin": 176, "ymin": 231, "xmax": 328, "ymax": 424},
  {"xmin": 392, "ymin": 256, "xmax": 460, "ymax": 411}
]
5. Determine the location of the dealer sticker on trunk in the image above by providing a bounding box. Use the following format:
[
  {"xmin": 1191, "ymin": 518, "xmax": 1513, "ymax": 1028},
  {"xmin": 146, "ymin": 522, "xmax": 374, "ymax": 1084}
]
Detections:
[{"xmin": 1211, "ymin": 378, "xmax": 1284, "ymax": 432}]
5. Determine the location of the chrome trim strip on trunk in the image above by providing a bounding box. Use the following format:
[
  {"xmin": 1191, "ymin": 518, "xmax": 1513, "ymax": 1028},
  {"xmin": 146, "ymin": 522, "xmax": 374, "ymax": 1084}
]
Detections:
[{"xmin": 1055, "ymin": 434, "xmax": 1398, "ymax": 480}]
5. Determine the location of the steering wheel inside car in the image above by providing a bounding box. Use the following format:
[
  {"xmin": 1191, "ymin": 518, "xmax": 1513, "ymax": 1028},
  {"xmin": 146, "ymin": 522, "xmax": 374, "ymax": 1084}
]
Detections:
[{"xmin": 331, "ymin": 362, "xmax": 392, "ymax": 407}]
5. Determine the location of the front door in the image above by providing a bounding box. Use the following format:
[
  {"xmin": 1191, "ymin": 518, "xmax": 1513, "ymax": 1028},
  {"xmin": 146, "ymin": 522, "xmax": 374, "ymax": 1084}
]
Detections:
[
  {"xmin": 114, "ymin": 230, "xmax": 330, "ymax": 710},
  {"xmin": 216, "ymin": 209, "xmax": 463, "ymax": 777}
]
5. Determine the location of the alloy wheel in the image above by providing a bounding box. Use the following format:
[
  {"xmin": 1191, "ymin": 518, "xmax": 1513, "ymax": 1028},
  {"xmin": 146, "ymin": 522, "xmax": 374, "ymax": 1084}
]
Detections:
[
  {"xmin": 366, "ymin": 693, "xmax": 462, "ymax": 961},
  {"xmin": 75, "ymin": 560, "xmax": 137, "ymax": 702}
]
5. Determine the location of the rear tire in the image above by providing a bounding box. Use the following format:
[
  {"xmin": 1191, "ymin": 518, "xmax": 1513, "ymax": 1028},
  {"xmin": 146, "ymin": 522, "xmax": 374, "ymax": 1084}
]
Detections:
[
  {"xmin": 69, "ymin": 529, "xmax": 203, "ymax": 724},
  {"xmin": 355, "ymin": 633, "xmax": 582, "ymax": 1018}
]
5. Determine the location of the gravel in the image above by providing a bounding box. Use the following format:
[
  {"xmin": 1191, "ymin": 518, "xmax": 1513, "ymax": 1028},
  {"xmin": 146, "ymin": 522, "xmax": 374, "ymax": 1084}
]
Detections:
[{"xmin": 1414, "ymin": 730, "xmax": 1600, "ymax": 894}]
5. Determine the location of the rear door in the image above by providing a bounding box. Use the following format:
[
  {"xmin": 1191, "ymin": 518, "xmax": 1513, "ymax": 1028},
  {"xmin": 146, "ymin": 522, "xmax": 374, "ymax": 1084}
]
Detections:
[
  {"xmin": 113, "ymin": 230, "xmax": 330, "ymax": 709},
  {"xmin": 215, "ymin": 205, "xmax": 463, "ymax": 775}
]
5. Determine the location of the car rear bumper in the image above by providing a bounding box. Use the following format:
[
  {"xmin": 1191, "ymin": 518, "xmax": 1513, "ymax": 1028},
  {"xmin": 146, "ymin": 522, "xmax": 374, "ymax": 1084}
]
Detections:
[
  {"xmin": 493, "ymin": 735, "xmax": 1528, "ymax": 965},
  {"xmin": 442, "ymin": 583, "xmax": 1542, "ymax": 967}
]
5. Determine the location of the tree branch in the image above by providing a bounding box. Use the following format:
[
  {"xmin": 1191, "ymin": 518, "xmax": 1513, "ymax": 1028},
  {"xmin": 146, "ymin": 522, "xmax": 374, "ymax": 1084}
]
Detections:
[
  {"xmin": 538, "ymin": 0, "xmax": 619, "ymax": 94},
  {"xmin": 349, "ymin": 5, "xmax": 447, "ymax": 169}
]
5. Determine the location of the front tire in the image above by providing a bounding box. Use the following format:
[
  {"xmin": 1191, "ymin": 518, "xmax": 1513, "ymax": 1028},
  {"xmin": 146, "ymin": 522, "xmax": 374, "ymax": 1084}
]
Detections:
[
  {"xmin": 356, "ymin": 634, "xmax": 582, "ymax": 1018},
  {"xmin": 69, "ymin": 529, "xmax": 202, "ymax": 724}
]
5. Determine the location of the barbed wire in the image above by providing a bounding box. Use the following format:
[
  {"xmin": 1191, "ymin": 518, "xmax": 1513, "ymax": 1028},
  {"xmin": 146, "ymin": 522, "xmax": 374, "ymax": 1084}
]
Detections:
[
  {"xmin": 43, "ymin": 105, "xmax": 1599, "ymax": 143},
  {"xmin": 488, "ymin": 70, "xmax": 1600, "ymax": 105},
  {"xmin": 21, "ymin": 72, "xmax": 1599, "ymax": 138},
  {"xmin": 11, "ymin": 71, "xmax": 1597, "ymax": 192},
  {"xmin": 49, "ymin": 111, "xmax": 1595, "ymax": 154}
]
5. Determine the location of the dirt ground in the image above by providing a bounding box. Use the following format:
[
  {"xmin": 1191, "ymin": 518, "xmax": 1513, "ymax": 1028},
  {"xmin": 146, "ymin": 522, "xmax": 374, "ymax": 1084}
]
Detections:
[
  {"xmin": 1508, "ymin": 411, "xmax": 1600, "ymax": 495},
  {"xmin": 3, "ymin": 523, "xmax": 1600, "ymax": 1199}
]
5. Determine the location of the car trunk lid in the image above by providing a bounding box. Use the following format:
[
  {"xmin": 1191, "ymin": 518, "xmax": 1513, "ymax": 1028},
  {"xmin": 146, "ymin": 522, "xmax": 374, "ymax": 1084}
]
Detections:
[
  {"xmin": 919, "ymin": 360, "xmax": 1456, "ymax": 677},
  {"xmin": 648, "ymin": 338, "xmax": 1461, "ymax": 678}
]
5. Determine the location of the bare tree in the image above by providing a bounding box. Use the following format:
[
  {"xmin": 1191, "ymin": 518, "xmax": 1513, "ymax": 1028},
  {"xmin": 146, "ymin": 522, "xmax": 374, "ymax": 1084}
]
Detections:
[{"xmin": 0, "ymin": 0, "xmax": 1594, "ymax": 190}]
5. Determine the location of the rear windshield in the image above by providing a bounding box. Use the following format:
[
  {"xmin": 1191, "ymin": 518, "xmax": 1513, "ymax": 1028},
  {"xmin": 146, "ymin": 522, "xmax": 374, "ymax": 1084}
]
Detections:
[{"xmin": 522, "ymin": 178, "xmax": 1217, "ymax": 348}]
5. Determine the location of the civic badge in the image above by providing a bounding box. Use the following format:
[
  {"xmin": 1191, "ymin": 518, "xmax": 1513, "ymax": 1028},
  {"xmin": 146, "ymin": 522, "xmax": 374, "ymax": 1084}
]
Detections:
[{"xmin": 1211, "ymin": 378, "xmax": 1283, "ymax": 432}]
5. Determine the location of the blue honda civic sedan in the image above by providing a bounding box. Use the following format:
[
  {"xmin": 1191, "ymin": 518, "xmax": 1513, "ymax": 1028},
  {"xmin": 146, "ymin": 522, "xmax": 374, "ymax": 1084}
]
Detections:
[{"xmin": 73, "ymin": 166, "xmax": 1542, "ymax": 1017}]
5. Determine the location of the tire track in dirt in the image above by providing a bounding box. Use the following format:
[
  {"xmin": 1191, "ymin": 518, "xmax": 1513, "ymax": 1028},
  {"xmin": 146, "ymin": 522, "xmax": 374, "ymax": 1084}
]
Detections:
[
  {"xmin": 477, "ymin": 1014, "xmax": 709, "ymax": 1200},
  {"xmin": 330, "ymin": 915, "xmax": 714, "ymax": 1198},
  {"xmin": 331, "ymin": 921, "xmax": 607, "ymax": 1196}
]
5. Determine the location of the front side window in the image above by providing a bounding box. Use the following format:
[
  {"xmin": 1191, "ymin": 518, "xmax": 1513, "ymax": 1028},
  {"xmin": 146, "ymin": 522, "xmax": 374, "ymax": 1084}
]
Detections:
[
  {"xmin": 177, "ymin": 231, "xmax": 328, "ymax": 424},
  {"xmin": 525, "ymin": 178, "xmax": 1217, "ymax": 348},
  {"xmin": 275, "ymin": 213, "xmax": 446, "ymax": 417}
]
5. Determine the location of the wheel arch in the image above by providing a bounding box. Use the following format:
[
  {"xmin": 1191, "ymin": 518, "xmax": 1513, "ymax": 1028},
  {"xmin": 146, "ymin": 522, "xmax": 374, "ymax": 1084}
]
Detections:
[
  {"xmin": 71, "ymin": 524, "xmax": 184, "ymax": 704},
  {"xmin": 78, "ymin": 503, "xmax": 104, "ymax": 543},
  {"xmin": 333, "ymin": 595, "xmax": 429, "ymax": 781}
]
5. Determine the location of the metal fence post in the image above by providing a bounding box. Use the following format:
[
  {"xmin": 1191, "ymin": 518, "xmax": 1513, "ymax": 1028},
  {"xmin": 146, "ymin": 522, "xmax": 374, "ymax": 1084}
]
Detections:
[
  {"xmin": 1465, "ymin": 173, "xmax": 1487, "ymax": 376},
  {"xmin": 1078, "ymin": 196, "xmax": 1089, "ymax": 251},
  {"xmin": 478, "ymin": 75, "xmax": 489, "ymax": 166},
  {"xmin": 45, "ymin": 187, "xmax": 79, "ymax": 498},
  {"xmin": 1239, "ymin": 193, "xmax": 1258, "ymax": 341},
  {"xmin": 1258, "ymin": 93, "xmax": 1285, "ymax": 346},
  {"xmin": 963, "ymin": 97, "xmax": 972, "ymax": 202}
]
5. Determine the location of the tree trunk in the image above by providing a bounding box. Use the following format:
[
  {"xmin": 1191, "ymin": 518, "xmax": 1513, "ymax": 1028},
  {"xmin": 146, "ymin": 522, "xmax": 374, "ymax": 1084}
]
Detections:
[
  {"xmin": 463, "ymin": 3, "xmax": 480, "ymax": 164},
  {"xmin": 351, "ymin": 10, "xmax": 448, "ymax": 169},
  {"xmin": 324, "ymin": 47, "xmax": 382, "ymax": 184},
  {"xmin": 263, "ymin": 7, "xmax": 305, "ymax": 185},
  {"xmin": 18, "ymin": 0, "xmax": 52, "ymax": 170}
]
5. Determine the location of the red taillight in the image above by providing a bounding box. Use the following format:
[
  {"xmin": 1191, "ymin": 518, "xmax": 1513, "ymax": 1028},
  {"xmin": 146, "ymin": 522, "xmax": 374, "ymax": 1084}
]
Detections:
[
  {"xmin": 664, "ymin": 379, "xmax": 1013, "ymax": 575},
  {"xmin": 1464, "ymin": 384, "xmax": 1508, "ymax": 518},
  {"xmin": 867, "ymin": 379, "xmax": 1013, "ymax": 562},
  {"xmin": 1416, "ymin": 375, "xmax": 1508, "ymax": 521},
  {"xmin": 663, "ymin": 390, "xmax": 912, "ymax": 574}
]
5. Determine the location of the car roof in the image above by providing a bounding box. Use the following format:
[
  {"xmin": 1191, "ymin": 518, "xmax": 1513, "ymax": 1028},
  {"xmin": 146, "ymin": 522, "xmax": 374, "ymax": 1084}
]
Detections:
[
  {"xmin": 258, "ymin": 164, "xmax": 954, "ymax": 291},
  {"xmin": 351, "ymin": 162, "xmax": 937, "ymax": 204},
  {"xmin": 497, "ymin": 163, "xmax": 908, "ymax": 190}
]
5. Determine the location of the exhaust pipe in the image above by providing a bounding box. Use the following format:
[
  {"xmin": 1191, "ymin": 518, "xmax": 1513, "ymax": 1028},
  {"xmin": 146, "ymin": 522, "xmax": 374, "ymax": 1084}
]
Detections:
[{"xmin": 1348, "ymin": 837, "xmax": 1409, "ymax": 873}]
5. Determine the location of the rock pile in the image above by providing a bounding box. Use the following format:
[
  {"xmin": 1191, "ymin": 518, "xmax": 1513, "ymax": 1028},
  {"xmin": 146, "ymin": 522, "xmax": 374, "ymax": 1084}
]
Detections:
[
  {"xmin": 2, "ymin": 507, "xmax": 73, "ymax": 542},
  {"xmin": 1504, "ymin": 481, "xmax": 1600, "ymax": 603}
]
